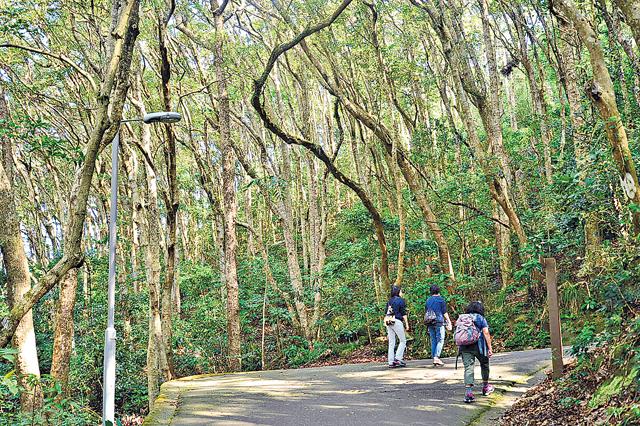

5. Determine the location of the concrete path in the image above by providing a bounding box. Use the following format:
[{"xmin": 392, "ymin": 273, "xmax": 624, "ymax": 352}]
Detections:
[{"xmin": 143, "ymin": 348, "xmax": 558, "ymax": 426}]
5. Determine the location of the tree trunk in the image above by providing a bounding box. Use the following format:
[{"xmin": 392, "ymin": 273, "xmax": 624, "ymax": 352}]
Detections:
[
  {"xmin": 504, "ymin": 56, "xmax": 519, "ymax": 131},
  {"xmin": 130, "ymin": 147, "xmax": 142, "ymax": 292},
  {"xmin": 555, "ymin": 0, "xmax": 640, "ymax": 234},
  {"xmin": 604, "ymin": 1, "xmax": 640, "ymax": 107},
  {"xmin": 214, "ymin": 3, "xmax": 242, "ymax": 370},
  {"xmin": 50, "ymin": 268, "xmax": 78, "ymax": 393},
  {"xmin": 131, "ymin": 74, "xmax": 171, "ymax": 408},
  {"xmin": 142, "ymin": 155, "xmax": 170, "ymax": 409},
  {"xmin": 493, "ymin": 203, "xmax": 512, "ymax": 288},
  {"xmin": 614, "ymin": 0, "xmax": 640, "ymax": 49},
  {"xmin": 255, "ymin": 217, "xmax": 300, "ymax": 329},
  {"xmin": 297, "ymin": 79, "xmax": 325, "ymax": 334},
  {"xmin": 388, "ymin": 151, "xmax": 406, "ymax": 287},
  {"xmin": 158, "ymin": 9, "xmax": 177, "ymax": 379},
  {"xmin": 513, "ymin": 8, "xmax": 553, "ymax": 184},
  {"xmin": 556, "ymin": 17, "xmax": 601, "ymax": 258},
  {"xmin": 598, "ymin": 0, "xmax": 632, "ymax": 115},
  {"xmin": 278, "ymin": 144, "xmax": 313, "ymax": 341},
  {"xmin": 0, "ymin": 104, "xmax": 42, "ymax": 411}
]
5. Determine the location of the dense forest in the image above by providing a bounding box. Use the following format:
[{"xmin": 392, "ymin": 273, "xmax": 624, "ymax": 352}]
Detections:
[{"xmin": 1, "ymin": 0, "xmax": 639, "ymax": 424}]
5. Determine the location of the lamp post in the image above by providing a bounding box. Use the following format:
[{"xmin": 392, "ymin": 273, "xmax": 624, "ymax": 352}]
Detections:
[{"xmin": 102, "ymin": 111, "xmax": 181, "ymax": 426}]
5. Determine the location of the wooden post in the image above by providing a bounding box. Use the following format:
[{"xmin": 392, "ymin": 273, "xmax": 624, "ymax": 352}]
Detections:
[
  {"xmin": 261, "ymin": 280, "xmax": 267, "ymax": 371},
  {"xmin": 545, "ymin": 257, "xmax": 563, "ymax": 379}
]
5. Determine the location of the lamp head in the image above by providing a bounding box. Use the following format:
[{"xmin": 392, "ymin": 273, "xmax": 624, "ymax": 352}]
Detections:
[{"xmin": 142, "ymin": 111, "xmax": 182, "ymax": 124}]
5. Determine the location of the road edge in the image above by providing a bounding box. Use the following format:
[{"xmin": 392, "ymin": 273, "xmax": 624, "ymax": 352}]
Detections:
[
  {"xmin": 467, "ymin": 364, "xmax": 550, "ymax": 426},
  {"xmin": 141, "ymin": 381, "xmax": 182, "ymax": 425},
  {"xmin": 143, "ymin": 371, "xmax": 242, "ymax": 425}
]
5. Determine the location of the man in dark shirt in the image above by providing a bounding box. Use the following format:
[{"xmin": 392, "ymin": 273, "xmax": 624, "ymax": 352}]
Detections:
[{"xmin": 425, "ymin": 285, "xmax": 452, "ymax": 366}]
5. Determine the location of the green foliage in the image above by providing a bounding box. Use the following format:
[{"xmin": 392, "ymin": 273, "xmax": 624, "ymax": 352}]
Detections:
[
  {"xmin": 0, "ymin": 5, "xmax": 43, "ymax": 37},
  {"xmin": 572, "ymin": 325, "xmax": 597, "ymax": 357},
  {"xmin": 0, "ymin": 115, "xmax": 81, "ymax": 164},
  {"xmin": 282, "ymin": 339, "xmax": 329, "ymax": 368},
  {"xmin": 0, "ymin": 373, "xmax": 99, "ymax": 425},
  {"xmin": 0, "ymin": 297, "xmax": 9, "ymax": 322},
  {"xmin": 0, "ymin": 348, "xmax": 20, "ymax": 402},
  {"xmin": 503, "ymin": 318, "xmax": 549, "ymax": 349},
  {"xmin": 559, "ymin": 396, "xmax": 582, "ymax": 408},
  {"xmin": 589, "ymin": 366, "xmax": 639, "ymax": 409},
  {"xmin": 605, "ymin": 404, "xmax": 640, "ymax": 426}
]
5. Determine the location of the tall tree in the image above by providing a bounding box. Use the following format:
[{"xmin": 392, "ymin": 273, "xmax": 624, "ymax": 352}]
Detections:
[
  {"xmin": 415, "ymin": 0, "xmax": 528, "ymax": 249},
  {"xmin": 131, "ymin": 74, "xmax": 171, "ymax": 408},
  {"xmin": 0, "ymin": 91, "xmax": 42, "ymax": 411},
  {"xmin": 0, "ymin": 0, "xmax": 142, "ymax": 351},
  {"xmin": 555, "ymin": 13, "xmax": 600, "ymax": 259},
  {"xmin": 213, "ymin": 0, "xmax": 242, "ymax": 370},
  {"xmin": 251, "ymin": 0, "xmax": 398, "ymax": 294},
  {"xmin": 553, "ymin": 0, "xmax": 640, "ymax": 234},
  {"xmin": 157, "ymin": 0, "xmax": 177, "ymax": 379}
]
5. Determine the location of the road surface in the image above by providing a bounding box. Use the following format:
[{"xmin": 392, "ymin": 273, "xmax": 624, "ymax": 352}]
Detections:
[{"xmin": 144, "ymin": 348, "xmax": 558, "ymax": 425}]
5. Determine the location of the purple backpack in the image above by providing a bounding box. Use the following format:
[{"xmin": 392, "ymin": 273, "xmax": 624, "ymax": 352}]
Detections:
[{"xmin": 454, "ymin": 314, "xmax": 481, "ymax": 346}]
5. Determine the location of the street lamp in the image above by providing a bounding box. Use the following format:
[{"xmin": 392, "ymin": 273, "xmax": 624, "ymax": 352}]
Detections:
[{"xmin": 102, "ymin": 111, "xmax": 181, "ymax": 426}]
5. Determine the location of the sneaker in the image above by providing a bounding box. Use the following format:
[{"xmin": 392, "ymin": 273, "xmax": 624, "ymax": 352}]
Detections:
[
  {"xmin": 482, "ymin": 384, "xmax": 495, "ymax": 396},
  {"xmin": 433, "ymin": 357, "xmax": 444, "ymax": 366},
  {"xmin": 395, "ymin": 360, "xmax": 407, "ymax": 367},
  {"xmin": 464, "ymin": 390, "xmax": 475, "ymax": 403},
  {"xmin": 388, "ymin": 361, "xmax": 399, "ymax": 368}
]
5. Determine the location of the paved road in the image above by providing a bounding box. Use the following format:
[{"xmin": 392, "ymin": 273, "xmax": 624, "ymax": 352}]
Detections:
[{"xmin": 144, "ymin": 348, "xmax": 557, "ymax": 426}]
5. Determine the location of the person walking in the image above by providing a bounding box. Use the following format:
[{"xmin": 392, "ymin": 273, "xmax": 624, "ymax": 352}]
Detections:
[
  {"xmin": 454, "ymin": 301, "xmax": 494, "ymax": 403},
  {"xmin": 424, "ymin": 285, "xmax": 452, "ymax": 366},
  {"xmin": 384, "ymin": 285, "xmax": 409, "ymax": 368}
]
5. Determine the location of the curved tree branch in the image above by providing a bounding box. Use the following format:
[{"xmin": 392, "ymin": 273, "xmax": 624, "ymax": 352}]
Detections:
[
  {"xmin": 250, "ymin": 0, "xmax": 394, "ymax": 289},
  {"xmin": 0, "ymin": 43, "xmax": 98, "ymax": 92}
]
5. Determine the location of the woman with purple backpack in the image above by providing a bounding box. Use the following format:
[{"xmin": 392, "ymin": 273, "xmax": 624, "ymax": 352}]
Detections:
[{"xmin": 454, "ymin": 301, "xmax": 494, "ymax": 403}]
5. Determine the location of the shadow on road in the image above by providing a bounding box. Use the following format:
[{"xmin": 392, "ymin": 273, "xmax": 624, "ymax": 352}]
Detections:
[{"xmin": 149, "ymin": 348, "xmax": 554, "ymax": 426}]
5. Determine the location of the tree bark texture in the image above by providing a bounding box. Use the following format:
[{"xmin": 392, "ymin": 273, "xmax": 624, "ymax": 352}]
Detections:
[
  {"xmin": 614, "ymin": 0, "xmax": 640, "ymax": 49},
  {"xmin": 214, "ymin": 2, "xmax": 242, "ymax": 370},
  {"xmin": 50, "ymin": 268, "xmax": 78, "ymax": 394},
  {"xmin": 158, "ymin": 8, "xmax": 177, "ymax": 379}
]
